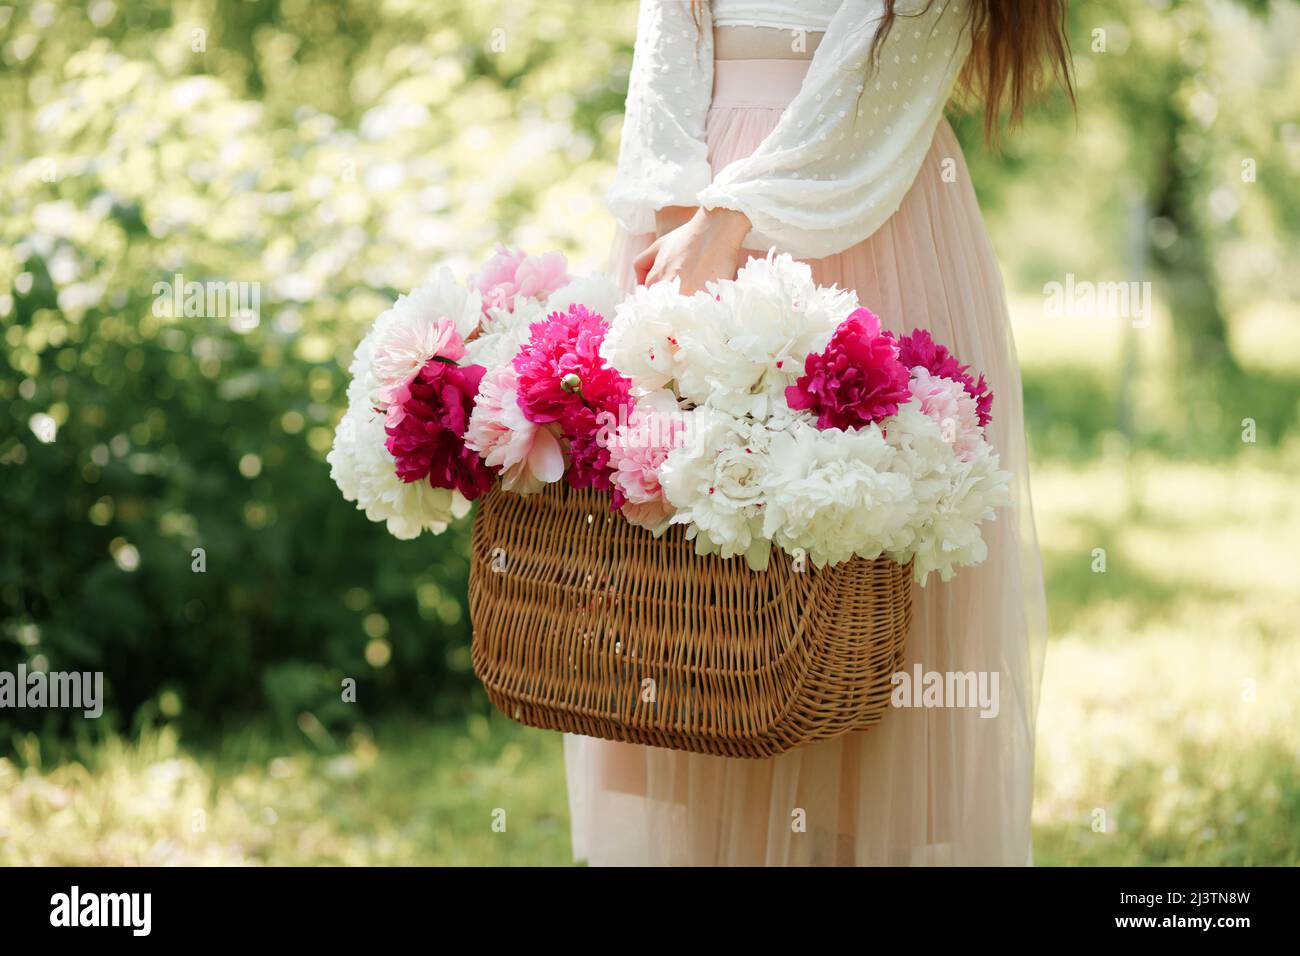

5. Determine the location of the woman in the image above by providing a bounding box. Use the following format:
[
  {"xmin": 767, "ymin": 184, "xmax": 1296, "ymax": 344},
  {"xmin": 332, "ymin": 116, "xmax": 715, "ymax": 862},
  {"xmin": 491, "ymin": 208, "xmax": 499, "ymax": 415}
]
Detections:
[{"xmin": 564, "ymin": 0, "xmax": 1070, "ymax": 865}]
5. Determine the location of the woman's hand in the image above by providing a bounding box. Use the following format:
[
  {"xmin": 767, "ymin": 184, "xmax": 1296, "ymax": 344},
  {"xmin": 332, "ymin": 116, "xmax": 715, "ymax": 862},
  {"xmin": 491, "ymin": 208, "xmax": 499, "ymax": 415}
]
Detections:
[
  {"xmin": 634, "ymin": 207, "xmax": 752, "ymax": 294},
  {"xmin": 654, "ymin": 205, "xmax": 698, "ymax": 238}
]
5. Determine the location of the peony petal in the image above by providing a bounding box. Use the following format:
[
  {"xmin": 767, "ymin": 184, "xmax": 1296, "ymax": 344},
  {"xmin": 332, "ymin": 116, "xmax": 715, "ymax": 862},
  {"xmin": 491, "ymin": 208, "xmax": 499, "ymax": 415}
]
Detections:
[
  {"xmin": 527, "ymin": 426, "xmax": 566, "ymax": 483},
  {"xmin": 743, "ymin": 536, "xmax": 773, "ymax": 572}
]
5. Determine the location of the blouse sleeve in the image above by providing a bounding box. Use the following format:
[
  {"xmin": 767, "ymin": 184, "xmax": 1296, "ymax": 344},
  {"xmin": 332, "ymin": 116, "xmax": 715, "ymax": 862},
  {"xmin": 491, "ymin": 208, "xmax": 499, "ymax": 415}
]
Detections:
[
  {"xmin": 607, "ymin": 0, "xmax": 715, "ymax": 236},
  {"xmin": 697, "ymin": 0, "xmax": 972, "ymax": 259}
]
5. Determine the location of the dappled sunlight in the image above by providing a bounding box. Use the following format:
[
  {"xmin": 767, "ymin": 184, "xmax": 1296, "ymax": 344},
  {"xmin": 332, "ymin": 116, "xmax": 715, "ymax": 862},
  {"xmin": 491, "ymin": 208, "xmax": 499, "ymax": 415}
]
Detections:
[
  {"xmin": 1035, "ymin": 452, "xmax": 1300, "ymax": 637},
  {"xmin": 0, "ymin": 718, "xmax": 569, "ymax": 866},
  {"xmin": 1034, "ymin": 628, "xmax": 1300, "ymax": 865}
]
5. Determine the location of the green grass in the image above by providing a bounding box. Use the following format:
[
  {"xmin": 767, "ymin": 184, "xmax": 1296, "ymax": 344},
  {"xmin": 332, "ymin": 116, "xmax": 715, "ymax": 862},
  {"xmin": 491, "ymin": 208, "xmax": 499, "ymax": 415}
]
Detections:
[
  {"xmin": 1, "ymin": 714, "xmax": 570, "ymax": 866},
  {"xmin": 1030, "ymin": 454, "xmax": 1300, "ymax": 865}
]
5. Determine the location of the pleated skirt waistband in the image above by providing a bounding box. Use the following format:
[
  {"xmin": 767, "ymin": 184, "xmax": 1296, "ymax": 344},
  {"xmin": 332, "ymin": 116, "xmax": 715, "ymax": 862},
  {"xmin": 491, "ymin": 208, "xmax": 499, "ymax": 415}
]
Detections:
[{"xmin": 711, "ymin": 58, "xmax": 811, "ymax": 110}]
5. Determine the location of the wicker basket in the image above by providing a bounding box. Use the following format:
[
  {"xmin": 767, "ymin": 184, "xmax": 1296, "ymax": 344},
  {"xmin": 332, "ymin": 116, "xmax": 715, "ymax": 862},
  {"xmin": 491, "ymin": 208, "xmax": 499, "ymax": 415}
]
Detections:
[{"xmin": 468, "ymin": 483, "xmax": 913, "ymax": 758}]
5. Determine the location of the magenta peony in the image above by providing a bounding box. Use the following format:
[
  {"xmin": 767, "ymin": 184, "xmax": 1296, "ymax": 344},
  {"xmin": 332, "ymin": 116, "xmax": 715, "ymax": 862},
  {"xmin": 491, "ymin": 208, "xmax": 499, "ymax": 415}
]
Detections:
[
  {"xmin": 565, "ymin": 406, "xmax": 621, "ymax": 502},
  {"xmin": 513, "ymin": 305, "xmax": 629, "ymax": 425},
  {"xmin": 785, "ymin": 307, "xmax": 911, "ymax": 430},
  {"xmin": 893, "ymin": 328, "xmax": 994, "ymax": 427},
  {"xmin": 385, "ymin": 357, "xmax": 495, "ymax": 500},
  {"xmin": 471, "ymin": 245, "xmax": 570, "ymax": 315},
  {"xmin": 512, "ymin": 304, "xmax": 634, "ymax": 499}
]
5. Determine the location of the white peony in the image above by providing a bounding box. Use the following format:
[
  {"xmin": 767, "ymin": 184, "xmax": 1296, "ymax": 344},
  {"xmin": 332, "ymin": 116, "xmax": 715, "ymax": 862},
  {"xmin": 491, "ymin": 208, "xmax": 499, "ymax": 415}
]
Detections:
[
  {"xmin": 761, "ymin": 420, "xmax": 916, "ymax": 568},
  {"xmin": 464, "ymin": 295, "xmax": 542, "ymax": 373},
  {"xmin": 884, "ymin": 402, "xmax": 1010, "ymax": 583},
  {"xmin": 600, "ymin": 278, "xmax": 700, "ymax": 392},
  {"xmin": 343, "ymin": 314, "xmax": 379, "ymax": 410},
  {"xmin": 327, "ymin": 403, "xmax": 471, "ymax": 539},
  {"xmin": 675, "ymin": 252, "xmax": 858, "ymax": 417},
  {"xmin": 670, "ymin": 292, "xmax": 769, "ymax": 414},
  {"xmin": 883, "ymin": 403, "xmax": 959, "ymax": 508},
  {"xmin": 658, "ymin": 406, "xmax": 773, "ymax": 569},
  {"xmin": 907, "ymin": 443, "xmax": 1010, "ymax": 584},
  {"xmin": 546, "ymin": 273, "xmax": 622, "ymax": 322}
]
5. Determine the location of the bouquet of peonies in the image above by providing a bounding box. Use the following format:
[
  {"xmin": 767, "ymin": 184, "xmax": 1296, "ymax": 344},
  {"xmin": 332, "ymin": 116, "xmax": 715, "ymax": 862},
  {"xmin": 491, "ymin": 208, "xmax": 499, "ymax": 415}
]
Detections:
[{"xmin": 329, "ymin": 247, "xmax": 1010, "ymax": 583}]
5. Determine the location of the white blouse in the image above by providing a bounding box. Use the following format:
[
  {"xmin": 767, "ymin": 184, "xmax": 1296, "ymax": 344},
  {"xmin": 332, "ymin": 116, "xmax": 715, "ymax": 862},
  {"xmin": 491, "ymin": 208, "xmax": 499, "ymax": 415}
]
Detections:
[
  {"xmin": 712, "ymin": 0, "xmax": 841, "ymax": 30},
  {"xmin": 607, "ymin": 0, "xmax": 973, "ymax": 260}
]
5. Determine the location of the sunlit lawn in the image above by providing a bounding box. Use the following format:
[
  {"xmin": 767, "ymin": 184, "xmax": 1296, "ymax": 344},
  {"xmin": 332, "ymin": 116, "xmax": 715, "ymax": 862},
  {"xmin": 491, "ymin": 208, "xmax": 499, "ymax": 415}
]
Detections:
[
  {"xmin": 1032, "ymin": 453, "xmax": 1300, "ymax": 865},
  {"xmin": 3, "ymin": 303, "xmax": 1297, "ymax": 866},
  {"xmin": 1, "ymin": 715, "xmax": 570, "ymax": 866}
]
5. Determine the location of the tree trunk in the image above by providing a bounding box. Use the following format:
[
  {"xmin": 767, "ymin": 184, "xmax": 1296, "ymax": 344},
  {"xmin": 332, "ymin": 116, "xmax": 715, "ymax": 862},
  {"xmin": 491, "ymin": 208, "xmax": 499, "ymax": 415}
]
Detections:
[{"xmin": 1148, "ymin": 111, "xmax": 1238, "ymax": 378}]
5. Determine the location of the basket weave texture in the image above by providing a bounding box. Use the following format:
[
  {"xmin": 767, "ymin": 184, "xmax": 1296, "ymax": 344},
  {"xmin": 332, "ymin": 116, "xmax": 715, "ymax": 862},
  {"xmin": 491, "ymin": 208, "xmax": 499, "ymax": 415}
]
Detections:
[{"xmin": 469, "ymin": 483, "xmax": 913, "ymax": 758}]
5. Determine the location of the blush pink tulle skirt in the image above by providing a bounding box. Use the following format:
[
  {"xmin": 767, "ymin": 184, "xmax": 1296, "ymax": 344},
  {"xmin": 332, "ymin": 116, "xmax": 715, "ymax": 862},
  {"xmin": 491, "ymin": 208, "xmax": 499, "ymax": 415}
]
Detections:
[{"xmin": 564, "ymin": 58, "xmax": 1048, "ymax": 866}]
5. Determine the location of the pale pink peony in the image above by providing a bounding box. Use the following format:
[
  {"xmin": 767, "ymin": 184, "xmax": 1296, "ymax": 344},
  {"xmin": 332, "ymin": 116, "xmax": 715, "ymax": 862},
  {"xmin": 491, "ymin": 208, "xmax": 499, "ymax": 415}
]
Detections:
[
  {"xmin": 471, "ymin": 245, "xmax": 570, "ymax": 315},
  {"xmin": 464, "ymin": 365, "xmax": 565, "ymax": 494},
  {"xmin": 907, "ymin": 368, "xmax": 983, "ymax": 461},
  {"xmin": 605, "ymin": 393, "xmax": 685, "ymax": 531},
  {"xmin": 894, "ymin": 328, "xmax": 993, "ymax": 427},
  {"xmin": 372, "ymin": 316, "xmax": 466, "ymax": 410}
]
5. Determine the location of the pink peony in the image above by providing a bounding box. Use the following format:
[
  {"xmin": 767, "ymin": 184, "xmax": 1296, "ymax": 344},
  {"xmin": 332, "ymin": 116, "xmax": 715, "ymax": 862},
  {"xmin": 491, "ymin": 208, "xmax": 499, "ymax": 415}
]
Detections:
[
  {"xmin": 464, "ymin": 365, "xmax": 566, "ymax": 494},
  {"xmin": 471, "ymin": 245, "xmax": 570, "ymax": 315},
  {"xmin": 893, "ymin": 328, "xmax": 993, "ymax": 427},
  {"xmin": 512, "ymin": 304, "xmax": 634, "ymax": 500},
  {"xmin": 513, "ymin": 305, "xmax": 630, "ymax": 427},
  {"xmin": 384, "ymin": 357, "xmax": 495, "ymax": 500},
  {"xmin": 908, "ymin": 368, "xmax": 984, "ymax": 461},
  {"xmin": 785, "ymin": 307, "xmax": 911, "ymax": 430},
  {"xmin": 606, "ymin": 395, "xmax": 685, "ymax": 531}
]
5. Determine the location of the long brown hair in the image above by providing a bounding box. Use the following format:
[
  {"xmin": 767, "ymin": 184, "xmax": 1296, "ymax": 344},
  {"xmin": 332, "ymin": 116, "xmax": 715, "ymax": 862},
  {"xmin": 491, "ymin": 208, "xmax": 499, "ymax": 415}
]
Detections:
[{"xmin": 692, "ymin": 0, "xmax": 1075, "ymax": 143}]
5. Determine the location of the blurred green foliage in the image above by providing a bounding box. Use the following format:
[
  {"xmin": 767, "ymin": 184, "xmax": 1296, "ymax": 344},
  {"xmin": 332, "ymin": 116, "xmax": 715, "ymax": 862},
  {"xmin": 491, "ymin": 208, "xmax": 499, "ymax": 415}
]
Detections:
[
  {"xmin": 0, "ymin": 0, "xmax": 636, "ymax": 736},
  {"xmin": 1, "ymin": 0, "xmax": 1297, "ymax": 743}
]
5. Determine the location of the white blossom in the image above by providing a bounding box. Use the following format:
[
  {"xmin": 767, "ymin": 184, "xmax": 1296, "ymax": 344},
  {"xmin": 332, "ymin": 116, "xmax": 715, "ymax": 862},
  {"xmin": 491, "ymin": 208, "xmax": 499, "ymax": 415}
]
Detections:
[
  {"xmin": 762, "ymin": 419, "xmax": 916, "ymax": 567},
  {"xmin": 327, "ymin": 403, "xmax": 471, "ymax": 539},
  {"xmin": 659, "ymin": 407, "xmax": 773, "ymax": 569}
]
